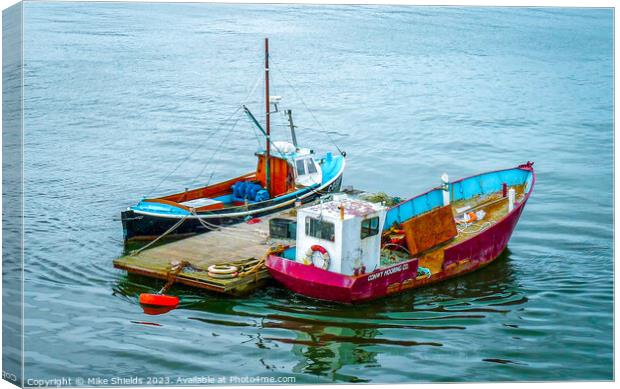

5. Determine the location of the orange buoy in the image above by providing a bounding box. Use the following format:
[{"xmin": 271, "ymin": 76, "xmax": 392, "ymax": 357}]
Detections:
[
  {"xmin": 139, "ymin": 293, "xmax": 179, "ymax": 307},
  {"xmin": 141, "ymin": 305, "xmax": 177, "ymax": 316}
]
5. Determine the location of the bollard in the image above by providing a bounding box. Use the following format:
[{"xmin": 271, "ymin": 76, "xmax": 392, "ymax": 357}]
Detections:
[
  {"xmin": 441, "ymin": 173, "xmax": 450, "ymax": 206},
  {"xmin": 508, "ymin": 188, "xmax": 516, "ymax": 212}
]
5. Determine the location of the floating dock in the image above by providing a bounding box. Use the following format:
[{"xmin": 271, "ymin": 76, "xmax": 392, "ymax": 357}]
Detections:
[
  {"xmin": 114, "ymin": 210, "xmax": 297, "ymax": 295},
  {"xmin": 114, "ymin": 184, "xmax": 527, "ymax": 298}
]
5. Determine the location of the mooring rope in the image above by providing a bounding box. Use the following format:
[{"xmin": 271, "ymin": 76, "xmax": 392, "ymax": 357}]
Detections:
[
  {"xmin": 189, "ymin": 209, "xmax": 267, "ymax": 243},
  {"xmin": 130, "ymin": 214, "xmax": 190, "ymax": 256},
  {"xmin": 211, "ymin": 244, "xmax": 287, "ymax": 278},
  {"xmin": 457, "ymin": 220, "xmax": 496, "ymax": 236},
  {"xmin": 158, "ymin": 260, "xmax": 191, "ymax": 294}
]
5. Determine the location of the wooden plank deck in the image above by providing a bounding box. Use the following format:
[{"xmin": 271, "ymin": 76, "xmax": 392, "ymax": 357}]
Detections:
[{"xmin": 114, "ymin": 210, "xmax": 297, "ymax": 295}]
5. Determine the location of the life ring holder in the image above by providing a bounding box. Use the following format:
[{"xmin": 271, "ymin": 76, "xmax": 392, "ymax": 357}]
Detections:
[{"xmin": 304, "ymin": 245, "xmax": 330, "ymax": 270}]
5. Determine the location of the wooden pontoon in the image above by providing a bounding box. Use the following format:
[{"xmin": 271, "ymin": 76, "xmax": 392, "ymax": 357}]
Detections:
[{"xmin": 114, "ymin": 211, "xmax": 297, "ymax": 295}]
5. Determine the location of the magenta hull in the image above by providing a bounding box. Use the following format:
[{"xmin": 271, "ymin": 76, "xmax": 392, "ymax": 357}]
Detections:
[
  {"xmin": 267, "ymin": 164, "xmax": 535, "ymax": 303},
  {"xmin": 442, "ymin": 164, "xmax": 535, "ymax": 270},
  {"xmin": 266, "ymin": 256, "xmax": 421, "ymax": 303},
  {"xmin": 442, "ymin": 196, "xmax": 528, "ymax": 269},
  {"xmin": 267, "ymin": 198, "xmax": 527, "ymax": 303}
]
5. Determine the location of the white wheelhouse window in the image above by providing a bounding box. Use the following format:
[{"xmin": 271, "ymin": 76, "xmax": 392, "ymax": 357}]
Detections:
[
  {"xmin": 361, "ymin": 217, "xmax": 380, "ymax": 239},
  {"xmin": 295, "ymin": 159, "xmax": 306, "ymax": 175},
  {"xmin": 294, "ymin": 157, "xmax": 322, "ymax": 187},
  {"xmin": 305, "ymin": 217, "xmax": 335, "ymax": 242},
  {"xmin": 306, "ymin": 159, "xmax": 317, "ymax": 174}
]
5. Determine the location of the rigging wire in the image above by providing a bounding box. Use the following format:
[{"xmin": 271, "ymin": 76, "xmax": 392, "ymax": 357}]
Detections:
[
  {"xmin": 271, "ymin": 65, "xmax": 344, "ymax": 155},
  {"xmin": 200, "ymin": 114, "xmax": 245, "ymax": 187},
  {"xmin": 200, "ymin": 69, "xmax": 294, "ymax": 187},
  {"xmin": 147, "ymin": 69, "xmax": 263, "ymax": 197},
  {"xmin": 148, "ymin": 52, "xmax": 343, "ymax": 197},
  {"xmin": 148, "ymin": 105, "xmax": 242, "ymax": 197},
  {"xmin": 270, "ymin": 123, "xmax": 348, "ymax": 138},
  {"xmin": 196, "ymin": 70, "xmax": 266, "ymax": 187}
]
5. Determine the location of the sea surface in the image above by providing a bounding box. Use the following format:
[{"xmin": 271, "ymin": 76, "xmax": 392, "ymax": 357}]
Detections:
[{"xmin": 16, "ymin": 2, "xmax": 613, "ymax": 384}]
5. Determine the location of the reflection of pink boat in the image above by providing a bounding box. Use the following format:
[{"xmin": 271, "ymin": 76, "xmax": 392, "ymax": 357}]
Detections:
[{"xmin": 266, "ymin": 162, "xmax": 535, "ymax": 303}]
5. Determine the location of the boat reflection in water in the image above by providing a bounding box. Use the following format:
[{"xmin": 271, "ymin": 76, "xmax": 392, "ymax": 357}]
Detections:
[
  {"xmin": 256, "ymin": 250, "xmax": 524, "ymax": 382},
  {"xmin": 114, "ymin": 248, "xmax": 524, "ymax": 383}
]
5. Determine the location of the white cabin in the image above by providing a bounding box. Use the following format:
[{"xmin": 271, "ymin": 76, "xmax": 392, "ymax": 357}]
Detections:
[
  {"xmin": 295, "ymin": 195, "xmax": 388, "ymax": 275},
  {"xmin": 267, "ymin": 141, "xmax": 322, "ymax": 188}
]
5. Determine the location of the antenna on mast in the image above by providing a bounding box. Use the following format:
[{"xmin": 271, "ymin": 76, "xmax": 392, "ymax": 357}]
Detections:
[
  {"xmin": 285, "ymin": 109, "xmax": 299, "ymax": 149},
  {"xmin": 264, "ymin": 38, "xmax": 271, "ymax": 194}
]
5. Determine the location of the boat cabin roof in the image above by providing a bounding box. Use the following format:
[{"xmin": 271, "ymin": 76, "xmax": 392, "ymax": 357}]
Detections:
[{"xmin": 302, "ymin": 196, "xmax": 387, "ymax": 221}]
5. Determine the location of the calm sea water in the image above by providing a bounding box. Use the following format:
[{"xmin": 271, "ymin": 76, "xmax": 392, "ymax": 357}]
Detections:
[{"xmin": 19, "ymin": 2, "xmax": 612, "ymax": 383}]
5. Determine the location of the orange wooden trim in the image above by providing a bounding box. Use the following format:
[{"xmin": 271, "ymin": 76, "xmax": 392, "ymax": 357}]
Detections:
[
  {"xmin": 154, "ymin": 172, "xmax": 256, "ymax": 204},
  {"xmin": 143, "ymin": 198, "xmax": 191, "ymax": 211},
  {"xmin": 195, "ymin": 203, "xmax": 225, "ymax": 212}
]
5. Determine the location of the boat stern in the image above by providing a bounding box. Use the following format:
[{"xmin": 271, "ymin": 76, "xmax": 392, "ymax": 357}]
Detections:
[{"xmin": 121, "ymin": 200, "xmax": 191, "ymax": 242}]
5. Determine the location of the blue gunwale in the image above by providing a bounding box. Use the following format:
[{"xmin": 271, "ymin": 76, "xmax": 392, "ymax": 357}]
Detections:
[
  {"xmin": 384, "ymin": 164, "xmax": 535, "ymax": 229},
  {"xmin": 130, "ymin": 153, "xmax": 345, "ymax": 216}
]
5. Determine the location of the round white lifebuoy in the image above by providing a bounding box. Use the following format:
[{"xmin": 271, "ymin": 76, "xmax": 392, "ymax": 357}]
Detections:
[
  {"xmin": 207, "ymin": 264, "xmax": 238, "ymax": 274},
  {"xmin": 207, "ymin": 271, "xmax": 239, "ymax": 279},
  {"xmin": 304, "ymin": 245, "xmax": 330, "ymax": 270}
]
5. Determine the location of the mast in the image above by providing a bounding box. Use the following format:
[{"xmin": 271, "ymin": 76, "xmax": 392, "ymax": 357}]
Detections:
[{"xmin": 264, "ymin": 38, "xmax": 271, "ymax": 194}]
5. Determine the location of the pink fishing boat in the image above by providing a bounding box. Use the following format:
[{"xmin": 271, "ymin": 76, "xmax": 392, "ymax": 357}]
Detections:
[{"xmin": 266, "ymin": 162, "xmax": 535, "ymax": 303}]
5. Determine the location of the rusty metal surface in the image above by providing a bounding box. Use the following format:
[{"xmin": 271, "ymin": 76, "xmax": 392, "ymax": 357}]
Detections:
[{"xmin": 402, "ymin": 205, "xmax": 457, "ymax": 256}]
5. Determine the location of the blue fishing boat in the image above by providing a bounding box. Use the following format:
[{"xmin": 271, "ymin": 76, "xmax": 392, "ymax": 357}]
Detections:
[{"xmin": 121, "ymin": 39, "xmax": 346, "ymax": 241}]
